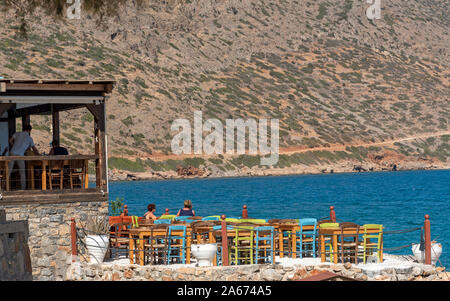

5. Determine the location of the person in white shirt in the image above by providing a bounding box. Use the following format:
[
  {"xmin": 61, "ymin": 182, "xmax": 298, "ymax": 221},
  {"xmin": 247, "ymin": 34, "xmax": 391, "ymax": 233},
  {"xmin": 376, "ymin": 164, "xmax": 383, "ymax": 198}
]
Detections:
[{"xmin": 8, "ymin": 125, "xmax": 40, "ymax": 190}]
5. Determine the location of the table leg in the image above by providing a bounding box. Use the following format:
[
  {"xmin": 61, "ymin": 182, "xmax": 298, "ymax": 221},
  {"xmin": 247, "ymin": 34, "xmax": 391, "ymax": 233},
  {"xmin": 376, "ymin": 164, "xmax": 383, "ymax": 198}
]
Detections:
[
  {"xmin": 186, "ymin": 233, "xmax": 191, "ymax": 264},
  {"xmin": 42, "ymin": 161, "xmax": 47, "ymax": 190},
  {"xmin": 84, "ymin": 160, "xmax": 89, "ymax": 189},
  {"xmin": 31, "ymin": 164, "xmax": 35, "ymax": 190},
  {"xmin": 320, "ymin": 234, "xmax": 325, "ymax": 262},
  {"xmin": 129, "ymin": 235, "xmax": 134, "ymax": 264},
  {"xmin": 333, "ymin": 234, "xmax": 338, "ymax": 264},
  {"xmin": 380, "ymin": 235, "xmax": 383, "ymax": 263},
  {"xmin": 291, "ymin": 231, "xmax": 297, "ymax": 259},
  {"xmin": 139, "ymin": 234, "xmax": 144, "ymax": 266},
  {"xmin": 279, "ymin": 231, "xmax": 284, "ymax": 258}
]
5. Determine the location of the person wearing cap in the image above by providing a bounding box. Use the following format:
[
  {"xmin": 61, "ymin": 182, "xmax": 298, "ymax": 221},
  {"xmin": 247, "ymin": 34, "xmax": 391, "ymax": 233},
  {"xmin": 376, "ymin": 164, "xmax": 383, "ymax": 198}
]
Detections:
[{"xmin": 176, "ymin": 199, "xmax": 196, "ymax": 217}]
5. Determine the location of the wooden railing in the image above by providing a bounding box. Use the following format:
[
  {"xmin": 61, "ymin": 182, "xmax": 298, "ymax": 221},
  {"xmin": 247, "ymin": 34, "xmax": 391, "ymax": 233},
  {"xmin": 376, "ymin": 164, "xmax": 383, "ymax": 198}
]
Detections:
[{"xmin": 0, "ymin": 155, "xmax": 98, "ymax": 192}]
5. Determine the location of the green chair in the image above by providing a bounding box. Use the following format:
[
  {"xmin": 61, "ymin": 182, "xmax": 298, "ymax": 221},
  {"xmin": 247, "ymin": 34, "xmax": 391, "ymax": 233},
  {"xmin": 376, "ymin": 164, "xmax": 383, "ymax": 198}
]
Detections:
[
  {"xmin": 225, "ymin": 218, "xmax": 241, "ymax": 223},
  {"xmin": 131, "ymin": 216, "xmax": 140, "ymax": 228},
  {"xmin": 240, "ymin": 219, "xmax": 267, "ymax": 224},
  {"xmin": 159, "ymin": 215, "xmax": 176, "ymax": 220},
  {"xmin": 362, "ymin": 224, "xmax": 383, "ymax": 264},
  {"xmin": 230, "ymin": 225, "xmax": 255, "ymax": 265},
  {"xmin": 318, "ymin": 223, "xmax": 339, "ymax": 262}
]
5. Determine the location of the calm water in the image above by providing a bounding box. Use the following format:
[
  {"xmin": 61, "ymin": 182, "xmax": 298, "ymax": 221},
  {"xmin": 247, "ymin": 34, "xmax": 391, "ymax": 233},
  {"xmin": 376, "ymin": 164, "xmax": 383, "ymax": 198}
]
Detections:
[{"xmin": 108, "ymin": 170, "xmax": 450, "ymax": 267}]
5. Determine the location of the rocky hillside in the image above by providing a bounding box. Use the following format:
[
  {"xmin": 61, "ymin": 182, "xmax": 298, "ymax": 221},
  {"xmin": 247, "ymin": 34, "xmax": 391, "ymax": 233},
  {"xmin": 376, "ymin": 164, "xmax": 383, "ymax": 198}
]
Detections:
[{"xmin": 0, "ymin": 0, "xmax": 449, "ymax": 178}]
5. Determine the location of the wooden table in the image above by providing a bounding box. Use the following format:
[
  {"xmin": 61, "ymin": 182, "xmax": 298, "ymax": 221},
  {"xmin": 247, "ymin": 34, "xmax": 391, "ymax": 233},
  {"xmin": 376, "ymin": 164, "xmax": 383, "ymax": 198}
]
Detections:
[
  {"xmin": 0, "ymin": 155, "xmax": 95, "ymax": 191},
  {"xmin": 129, "ymin": 227, "xmax": 193, "ymax": 266},
  {"xmin": 318, "ymin": 226, "xmax": 383, "ymax": 264}
]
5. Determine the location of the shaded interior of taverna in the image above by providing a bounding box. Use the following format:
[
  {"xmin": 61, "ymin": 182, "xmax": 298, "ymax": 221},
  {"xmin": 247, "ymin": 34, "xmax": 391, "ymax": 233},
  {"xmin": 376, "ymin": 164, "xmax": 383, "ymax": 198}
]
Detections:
[{"xmin": 0, "ymin": 79, "xmax": 113, "ymax": 202}]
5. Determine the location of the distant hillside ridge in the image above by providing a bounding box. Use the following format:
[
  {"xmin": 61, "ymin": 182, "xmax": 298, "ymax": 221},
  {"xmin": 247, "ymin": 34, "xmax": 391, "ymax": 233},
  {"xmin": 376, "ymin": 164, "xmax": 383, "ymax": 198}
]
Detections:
[{"xmin": 0, "ymin": 0, "xmax": 448, "ymax": 177}]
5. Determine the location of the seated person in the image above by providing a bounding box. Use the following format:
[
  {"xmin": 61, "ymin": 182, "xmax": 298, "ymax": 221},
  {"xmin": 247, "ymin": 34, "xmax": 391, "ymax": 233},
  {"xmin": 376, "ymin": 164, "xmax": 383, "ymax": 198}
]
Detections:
[
  {"xmin": 48, "ymin": 139, "xmax": 68, "ymax": 156},
  {"xmin": 144, "ymin": 203, "xmax": 158, "ymax": 221},
  {"xmin": 176, "ymin": 199, "xmax": 195, "ymax": 217}
]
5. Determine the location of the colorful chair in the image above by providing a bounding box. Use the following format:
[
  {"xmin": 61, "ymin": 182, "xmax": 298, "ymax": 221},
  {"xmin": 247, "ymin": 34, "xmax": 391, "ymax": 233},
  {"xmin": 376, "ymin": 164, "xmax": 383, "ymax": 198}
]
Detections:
[
  {"xmin": 203, "ymin": 216, "xmax": 220, "ymax": 221},
  {"xmin": 159, "ymin": 214, "xmax": 176, "ymax": 220},
  {"xmin": 318, "ymin": 222, "xmax": 339, "ymax": 262},
  {"xmin": 254, "ymin": 226, "xmax": 275, "ymax": 264},
  {"xmin": 296, "ymin": 218, "xmax": 317, "ymax": 258},
  {"xmin": 230, "ymin": 225, "xmax": 254, "ymax": 265},
  {"xmin": 240, "ymin": 219, "xmax": 267, "ymax": 224},
  {"xmin": 131, "ymin": 216, "xmax": 140, "ymax": 228},
  {"xmin": 155, "ymin": 219, "xmax": 171, "ymax": 225},
  {"xmin": 338, "ymin": 222, "xmax": 360, "ymax": 264},
  {"xmin": 362, "ymin": 224, "xmax": 383, "ymax": 264},
  {"xmin": 166, "ymin": 225, "xmax": 187, "ymax": 264},
  {"xmin": 144, "ymin": 224, "xmax": 169, "ymax": 265}
]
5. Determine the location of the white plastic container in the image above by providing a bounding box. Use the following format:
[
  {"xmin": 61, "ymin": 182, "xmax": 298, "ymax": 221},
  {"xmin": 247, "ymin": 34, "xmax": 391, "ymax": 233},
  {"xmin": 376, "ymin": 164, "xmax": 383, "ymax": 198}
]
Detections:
[
  {"xmin": 411, "ymin": 242, "xmax": 442, "ymax": 265},
  {"xmin": 86, "ymin": 235, "xmax": 109, "ymax": 264},
  {"xmin": 190, "ymin": 244, "xmax": 218, "ymax": 267}
]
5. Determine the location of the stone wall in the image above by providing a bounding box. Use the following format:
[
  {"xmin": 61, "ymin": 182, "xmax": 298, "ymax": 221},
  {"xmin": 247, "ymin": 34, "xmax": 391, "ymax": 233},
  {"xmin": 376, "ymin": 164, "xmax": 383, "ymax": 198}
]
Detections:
[
  {"xmin": 1, "ymin": 201, "xmax": 108, "ymax": 281},
  {"xmin": 65, "ymin": 260, "xmax": 449, "ymax": 281},
  {"xmin": 0, "ymin": 210, "xmax": 33, "ymax": 281}
]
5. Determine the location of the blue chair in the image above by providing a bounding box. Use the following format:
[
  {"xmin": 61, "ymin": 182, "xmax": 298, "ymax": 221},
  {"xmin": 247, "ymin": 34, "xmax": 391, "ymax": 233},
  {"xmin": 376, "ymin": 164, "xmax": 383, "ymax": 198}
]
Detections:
[
  {"xmin": 175, "ymin": 216, "xmax": 195, "ymax": 223},
  {"xmin": 155, "ymin": 219, "xmax": 171, "ymax": 225},
  {"xmin": 203, "ymin": 216, "xmax": 220, "ymax": 221},
  {"xmin": 167, "ymin": 225, "xmax": 187, "ymax": 264},
  {"xmin": 296, "ymin": 218, "xmax": 317, "ymax": 258},
  {"xmin": 254, "ymin": 226, "xmax": 275, "ymax": 264}
]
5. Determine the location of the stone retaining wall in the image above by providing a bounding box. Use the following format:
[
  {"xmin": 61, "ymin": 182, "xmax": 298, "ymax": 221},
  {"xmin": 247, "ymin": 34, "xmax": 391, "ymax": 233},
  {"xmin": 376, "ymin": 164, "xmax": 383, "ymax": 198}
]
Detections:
[
  {"xmin": 1, "ymin": 201, "xmax": 108, "ymax": 280},
  {"xmin": 65, "ymin": 261, "xmax": 449, "ymax": 281},
  {"xmin": 0, "ymin": 210, "xmax": 33, "ymax": 281}
]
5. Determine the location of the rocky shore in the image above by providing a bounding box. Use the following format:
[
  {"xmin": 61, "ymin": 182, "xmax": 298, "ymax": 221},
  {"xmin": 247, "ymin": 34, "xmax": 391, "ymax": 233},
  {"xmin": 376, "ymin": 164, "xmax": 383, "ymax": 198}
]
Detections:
[{"xmin": 107, "ymin": 160, "xmax": 448, "ymax": 182}]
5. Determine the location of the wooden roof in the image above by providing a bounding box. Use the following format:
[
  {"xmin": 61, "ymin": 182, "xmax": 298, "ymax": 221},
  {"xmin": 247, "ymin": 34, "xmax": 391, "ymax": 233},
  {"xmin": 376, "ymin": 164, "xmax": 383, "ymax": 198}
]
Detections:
[
  {"xmin": 0, "ymin": 79, "xmax": 115, "ymax": 97},
  {"xmin": 0, "ymin": 79, "xmax": 115, "ymax": 116}
]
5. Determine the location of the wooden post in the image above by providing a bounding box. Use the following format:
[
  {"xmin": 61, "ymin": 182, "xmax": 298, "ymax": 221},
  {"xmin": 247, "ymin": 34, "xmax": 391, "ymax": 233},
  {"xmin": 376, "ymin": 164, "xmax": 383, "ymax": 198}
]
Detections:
[
  {"xmin": 51, "ymin": 105, "xmax": 60, "ymax": 143},
  {"xmin": 165, "ymin": 208, "xmax": 169, "ymax": 215},
  {"xmin": 424, "ymin": 214, "xmax": 431, "ymax": 265},
  {"xmin": 22, "ymin": 115, "xmax": 30, "ymax": 128},
  {"xmin": 123, "ymin": 205, "xmax": 128, "ymax": 216},
  {"xmin": 71, "ymin": 218, "xmax": 77, "ymax": 263},
  {"xmin": 330, "ymin": 206, "xmax": 336, "ymax": 222},
  {"xmin": 242, "ymin": 205, "xmax": 248, "ymax": 219},
  {"xmin": 221, "ymin": 215, "xmax": 229, "ymax": 266}
]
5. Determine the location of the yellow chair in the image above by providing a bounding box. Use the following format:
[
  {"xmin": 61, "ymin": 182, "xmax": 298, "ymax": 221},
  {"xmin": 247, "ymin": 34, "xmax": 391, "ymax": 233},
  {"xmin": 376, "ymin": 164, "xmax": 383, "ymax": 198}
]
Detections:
[
  {"xmin": 362, "ymin": 224, "xmax": 383, "ymax": 263},
  {"xmin": 319, "ymin": 223, "xmax": 339, "ymax": 262},
  {"xmin": 239, "ymin": 218, "xmax": 267, "ymax": 224},
  {"xmin": 230, "ymin": 225, "xmax": 254, "ymax": 265},
  {"xmin": 159, "ymin": 214, "xmax": 176, "ymax": 221}
]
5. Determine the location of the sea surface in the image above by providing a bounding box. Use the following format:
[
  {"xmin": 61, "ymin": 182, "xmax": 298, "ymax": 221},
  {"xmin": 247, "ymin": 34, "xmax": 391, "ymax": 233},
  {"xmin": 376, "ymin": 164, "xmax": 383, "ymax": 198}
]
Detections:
[{"xmin": 107, "ymin": 169, "xmax": 450, "ymax": 267}]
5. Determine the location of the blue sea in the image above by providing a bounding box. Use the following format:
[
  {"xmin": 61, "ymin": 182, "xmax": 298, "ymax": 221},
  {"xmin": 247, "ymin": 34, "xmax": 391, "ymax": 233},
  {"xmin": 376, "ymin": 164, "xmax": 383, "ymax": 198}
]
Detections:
[{"xmin": 107, "ymin": 169, "xmax": 450, "ymax": 267}]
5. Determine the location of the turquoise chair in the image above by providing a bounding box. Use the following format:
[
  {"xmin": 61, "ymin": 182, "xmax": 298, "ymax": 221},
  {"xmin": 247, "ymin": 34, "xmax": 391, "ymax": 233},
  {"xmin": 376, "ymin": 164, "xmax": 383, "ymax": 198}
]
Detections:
[
  {"xmin": 203, "ymin": 216, "xmax": 220, "ymax": 221},
  {"xmin": 254, "ymin": 226, "xmax": 275, "ymax": 264},
  {"xmin": 167, "ymin": 225, "xmax": 187, "ymax": 264},
  {"xmin": 175, "ymin": 216, "xmax": 195, "ymax": 223},
  {"xmin": 296, "ymin": 218, "xmax": 317, "ymax": 258},
  {"xmin": 155, "ymin": 219, "xmax": 171, "ymax": 225}
]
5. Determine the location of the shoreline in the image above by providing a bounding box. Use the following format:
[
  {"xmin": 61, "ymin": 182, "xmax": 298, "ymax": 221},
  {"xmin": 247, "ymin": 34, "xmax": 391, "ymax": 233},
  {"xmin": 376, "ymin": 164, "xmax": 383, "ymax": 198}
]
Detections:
[{"xmin": 106, "ymin": 165, "xmax": 450, "ymax": 182}]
